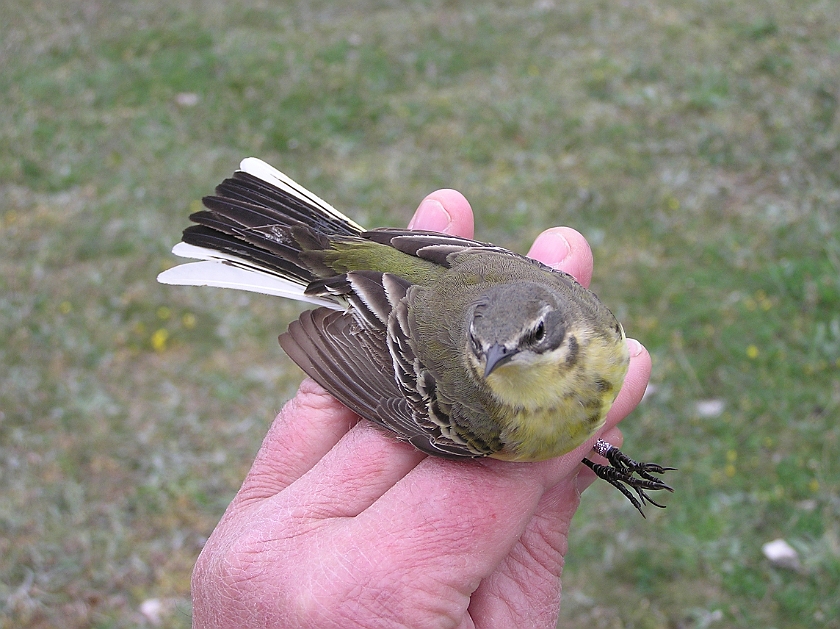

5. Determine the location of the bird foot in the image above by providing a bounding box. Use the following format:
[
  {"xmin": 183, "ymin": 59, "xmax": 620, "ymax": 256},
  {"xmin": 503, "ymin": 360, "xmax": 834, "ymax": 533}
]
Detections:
[{"xmin": 582, "ymin": 439, "xmax": 675, "ymax": 517}]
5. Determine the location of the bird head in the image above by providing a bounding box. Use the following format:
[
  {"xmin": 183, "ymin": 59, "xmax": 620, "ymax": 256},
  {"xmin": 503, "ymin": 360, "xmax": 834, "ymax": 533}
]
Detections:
[{"xmin": 466, "ymin": 282, "xmax": 570, "ymax": 380}]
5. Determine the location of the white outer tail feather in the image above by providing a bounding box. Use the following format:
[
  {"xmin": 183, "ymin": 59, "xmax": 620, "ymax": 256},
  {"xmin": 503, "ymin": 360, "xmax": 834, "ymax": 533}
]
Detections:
[
  {"xmin": 157, "ymin": 260, "xmax": 340, "ymax": 309},
  {"xmin": 158, "ymin": 239, "xmax": 341, "ymax": 308},
  {"xmin": 157, "ymin": 158, "xmax": 361, "ymax": 309},
  {"xmin": 156, "ymin": 262, "xmax": 335, "ymax": 308}
]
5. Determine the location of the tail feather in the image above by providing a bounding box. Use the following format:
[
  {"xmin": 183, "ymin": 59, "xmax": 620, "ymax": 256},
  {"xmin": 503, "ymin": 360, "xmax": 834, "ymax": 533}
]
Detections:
[
  {"xmin": 187, "ymin": 198, "xmax": 316, "ymax": 278},
  {"xmin": 212, "ymin": 173, "xmax": 356, "ymax": 235},
  {"xmin": 158, "ymin": 158, "xmax": 367, "ymax": 305},
  {"xmin": 181, "ymin": 225, "xmax": 312, "ymax": 284},
  {"xmin": 239, "ymin": 157, "xmax": 364, "ymax": 231},
  {"xmin": 157, "ymin": 260, "xmax": 338, "ymax": 308},
  {"xmin": 201, "ymin": 185, "xmax": 305, "ymax": 229}
]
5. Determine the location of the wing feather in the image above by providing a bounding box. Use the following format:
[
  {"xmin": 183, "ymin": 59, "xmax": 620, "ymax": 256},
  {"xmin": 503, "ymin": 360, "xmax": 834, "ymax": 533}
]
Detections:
[
  {"xmin": 363, "ymin": 229, "xmax": 515, "ymax": 268},
  {"xmin": 279, "ymin": 272, "xmax": 486, "ymax": 459}
]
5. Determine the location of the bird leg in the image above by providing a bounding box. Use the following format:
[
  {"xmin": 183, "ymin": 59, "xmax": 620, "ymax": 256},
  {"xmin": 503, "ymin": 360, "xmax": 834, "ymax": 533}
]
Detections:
[{"xmin": 581, "ymin": 439, "xmax": 675, "ymax": 517}]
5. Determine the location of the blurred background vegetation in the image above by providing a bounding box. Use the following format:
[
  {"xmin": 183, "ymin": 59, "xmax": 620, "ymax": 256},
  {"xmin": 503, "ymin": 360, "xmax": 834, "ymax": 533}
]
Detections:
[{"xmin": 1, "ymin": 0, "xmax": 838, "ymax": 627}]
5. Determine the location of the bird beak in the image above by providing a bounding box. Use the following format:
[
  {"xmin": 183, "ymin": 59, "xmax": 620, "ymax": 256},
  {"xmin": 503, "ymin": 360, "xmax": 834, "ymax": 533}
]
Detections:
[{"xmin": 483, "ymin": 343, "xmax": 517, "ymax": 378}]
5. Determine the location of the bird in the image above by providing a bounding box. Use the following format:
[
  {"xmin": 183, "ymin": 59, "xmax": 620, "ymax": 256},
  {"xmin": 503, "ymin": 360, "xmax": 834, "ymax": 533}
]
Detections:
[{"xmin": 158, "ymin": 158, "xmax": 673, "ymax": 514}]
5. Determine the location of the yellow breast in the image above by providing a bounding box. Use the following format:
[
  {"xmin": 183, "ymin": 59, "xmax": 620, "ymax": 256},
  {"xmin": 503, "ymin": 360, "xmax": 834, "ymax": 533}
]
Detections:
[{"xmin": 486, "ymin": 330, "xmax": 629, "ymax": 461}]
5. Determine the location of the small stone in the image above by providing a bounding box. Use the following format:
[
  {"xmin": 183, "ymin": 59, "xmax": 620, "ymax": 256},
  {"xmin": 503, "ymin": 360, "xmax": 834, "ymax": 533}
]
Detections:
[
  {"xmin": 139, "ymin": 598, "xmax": 164, "ymax": 625},
  {"xmin": 175, "ymin": 92, "xmax": 200, "ymax": 107},
  {"xmin": 695, "ymin": 399, "xmax": 725, "ymax": 417},
  {"xmin": 761, "ymin": 538, "xmax": 800, "ymax": 570}
]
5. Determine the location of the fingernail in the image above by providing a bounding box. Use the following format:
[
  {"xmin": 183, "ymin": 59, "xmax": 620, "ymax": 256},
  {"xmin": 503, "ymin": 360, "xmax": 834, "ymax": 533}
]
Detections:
[
  {"xmin": 626, "ymin": 338, "xmax": 643, "ymax": 357},
  {"xmin": 531, "ymin": 229, "xmax": 571, "ymax": 266},
  {"xmin": 408, "ymin": 199, "xmax": 451, "ymax": 232},
  {"xmin": 575, "ymin": 466, "xmax": 596, "ymax": 495}
]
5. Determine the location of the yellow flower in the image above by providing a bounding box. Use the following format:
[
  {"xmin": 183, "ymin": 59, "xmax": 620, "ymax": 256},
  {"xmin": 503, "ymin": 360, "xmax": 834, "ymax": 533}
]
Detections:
[{"xmin": 151, "ymin": 328, "xmax": 169, "ymax": 352}]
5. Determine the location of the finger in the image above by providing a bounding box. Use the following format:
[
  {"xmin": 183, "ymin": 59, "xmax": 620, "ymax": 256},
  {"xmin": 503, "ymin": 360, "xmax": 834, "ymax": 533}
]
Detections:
[
  {"xmin": 408, "ymin": 189, "xmax": 474, "ymax": 238},
  {"xmin": 603, "ymin": 338, "xmax": 651, "ymax": 432},
  {"xmin": 277, "ymin": 418, "xmax": 427, "ymax": 518},
  {"xmin": 526, "ymin": 226, "xmax": 594, "ymax": 288},
  {"xmin": 571, "ymin": 337, "xmax": 650, "ymax": 466},
  {"xmin": 233, "ymin": 379, "xmax": 361, "ymax": 505}
]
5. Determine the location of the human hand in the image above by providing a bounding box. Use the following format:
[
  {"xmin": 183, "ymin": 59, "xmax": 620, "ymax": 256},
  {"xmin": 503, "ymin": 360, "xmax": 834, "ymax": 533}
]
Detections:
[{"xmin": 190, "ymin": 190, "xmax": 652, "ymax": 629}]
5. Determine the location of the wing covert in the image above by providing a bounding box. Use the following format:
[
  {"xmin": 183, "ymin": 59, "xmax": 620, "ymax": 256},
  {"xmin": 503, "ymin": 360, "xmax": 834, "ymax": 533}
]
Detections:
[{"xmin": 278, "ymin": 271, "xmax": 491, "ymax": 459}]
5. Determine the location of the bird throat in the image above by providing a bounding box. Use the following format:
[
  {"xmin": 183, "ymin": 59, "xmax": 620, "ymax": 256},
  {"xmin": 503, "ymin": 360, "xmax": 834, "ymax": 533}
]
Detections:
[
  {"xmin": 485, "ymin": 348, "xmax": 574, "ymax": 411},
  {"xmin": 484, "ymin": 339, "xmax": 627, "ymax": 461}
]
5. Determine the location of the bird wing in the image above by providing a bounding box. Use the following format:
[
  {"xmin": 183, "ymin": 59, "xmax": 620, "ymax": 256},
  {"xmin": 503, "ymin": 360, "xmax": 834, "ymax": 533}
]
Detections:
[
  {"xmin": 363, "ymin": 229, "xmax": 518, "ymax": 267},
  {"xmin": 279, "ymin": 270, "xmax": 491, "ymax": 459}
]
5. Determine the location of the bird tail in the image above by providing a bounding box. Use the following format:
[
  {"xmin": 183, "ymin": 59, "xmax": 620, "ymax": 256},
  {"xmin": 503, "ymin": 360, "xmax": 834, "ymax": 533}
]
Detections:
[{"xmin": 157, "ymin": 158, "xmax": 364, "ymax": 309}]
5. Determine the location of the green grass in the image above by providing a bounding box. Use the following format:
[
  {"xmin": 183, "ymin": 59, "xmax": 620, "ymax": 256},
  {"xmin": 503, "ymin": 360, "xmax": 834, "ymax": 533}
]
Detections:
[{"xmin": 1, "ymin": 0, "xmax": 838, "ymax": 627}]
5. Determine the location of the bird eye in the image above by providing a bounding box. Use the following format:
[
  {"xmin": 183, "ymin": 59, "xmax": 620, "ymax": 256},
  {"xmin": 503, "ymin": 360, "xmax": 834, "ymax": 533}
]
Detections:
[{"xmin": 533, "ymin": 321, "xmax": 546, "ymax": 343}]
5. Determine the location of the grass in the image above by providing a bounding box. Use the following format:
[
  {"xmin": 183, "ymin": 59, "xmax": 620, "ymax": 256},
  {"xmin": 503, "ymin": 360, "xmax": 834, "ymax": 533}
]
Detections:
[{"xmin": 1, "ymin": 0, "xmax": 838, "ymax": 627}]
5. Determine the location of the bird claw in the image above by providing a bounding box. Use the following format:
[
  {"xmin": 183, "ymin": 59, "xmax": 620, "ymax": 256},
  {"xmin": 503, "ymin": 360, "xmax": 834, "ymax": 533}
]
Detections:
[{"xmin": 582, "ymin": 439, "xmax": 675, "ymax": 517}]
